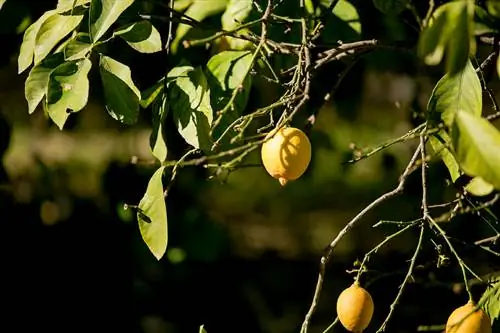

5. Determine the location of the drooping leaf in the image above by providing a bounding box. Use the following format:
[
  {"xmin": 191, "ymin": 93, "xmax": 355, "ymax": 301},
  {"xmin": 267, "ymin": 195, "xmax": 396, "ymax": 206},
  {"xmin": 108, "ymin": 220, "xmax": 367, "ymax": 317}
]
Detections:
[
  {"xmin": 452, "ymin": 109, "xmax": 500, "ymax": 190},
  {"xmin": 428, "ymin": 130, "xmax": 494, "ymax": 197},
  {"xmin": 427, "ymin": 59, "xmax": 482, "ymax": 127},
  {"xmin": 372, "ymin": 0, "xmax": 409, "ymax": 16},
  {"xmin": 221, "ymin": 0, "xmax": 252, "ymax": 30},
  {"xmin": 169, "ymin": 66, "xmax": 213, "ymax": 152},
  {"xmin": 114, "ymin": 20, "xmax": 162, "ymax": 54},
  {"xmin": 474, "ymin": 5, "xmax": 500, "ymax": 36},
  {"xmin": 24, "ymin": 53, "xmax": 65, "ymax": 114},
  {"xmin": 199, "ymin": 325, "xmax": 208, "ymax": 333},
  {"xmin": 18, "ymin": 9, "xmax": 58, "ymax": 73},
  {"xmin": 45, "ymin": 58, "xmax": 92, "ymax": 129},
  {"xmin": 487, "ymin": 0, "xmax": 500, "ymax": 18},
  {"xmin": 33, "ymin": 12, "xmax": 84, "ymax": 65},
  {"xmin": 89, "ymin": 0, "xmax": 134, "ymax": 42},
  {"xmin": 418, "ymin": 1, "xmax": 476, "ymax": 75},
  {"xmin": 206, "ymin": 50, "xmax": 253, "ymax": 142},
  {"xmin": 138, "ymin": 166, "xmax": 168, "ymax": 261},
  {"xmin": 99, "ymin": 54, "xmax": 141, "ymax": 124},
  {"xmin": 478, "ymin": 278, "xmax": 500, "ymax": 324},
  {"xmin": 171, "ymin": 0, "xmax": 228, "ymax": 53},
  {"xmin": 140, "ymin": 77, "xmax": 165, "ymax": 108},
  {"xmin": 64, "ymin": 32, "xmax": 93, "ymax": 60},
  {"xmin": 150, "ymin": 94, "xmax": 168, "ymax": 162},
  {"xmin": 0, "ymin": 0, "xmax": 6, "ymax": 11}
]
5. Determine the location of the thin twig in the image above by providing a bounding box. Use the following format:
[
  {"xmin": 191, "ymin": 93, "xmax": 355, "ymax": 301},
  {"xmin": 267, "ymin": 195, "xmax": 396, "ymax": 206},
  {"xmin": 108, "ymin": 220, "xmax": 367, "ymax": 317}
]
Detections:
[{"xmin": 299, "ymin": 142, "xmax": 423, "ymax": 333}]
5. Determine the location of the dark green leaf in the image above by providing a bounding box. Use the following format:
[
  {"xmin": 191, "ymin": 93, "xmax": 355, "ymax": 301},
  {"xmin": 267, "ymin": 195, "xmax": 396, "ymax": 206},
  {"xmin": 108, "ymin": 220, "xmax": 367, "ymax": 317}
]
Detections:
[
  {"xmin": 221, "ymin": 0, "xmax": 252, "ymax": 30},
  {"xmin": 138, "ymin": 166, "xmax": 168, "ymax": 261},
  {"xmin": 140, "ymin": 77, "xmax": 165, "ymax": 108},
  {"xmin": 169, "ymin": 66, "xmax": 213, "ymax": 152},
  {"xmin": 418, "ymin": 1, "xmax": 476, "ymax": 75},
  {"xmin": 150, "ymin": 94, "xmax": 168, "ymax": 162},
  {"xmin": 64, "ymin": 32, "xmax": 93, "ymax": 60},
  {"xmin": 99, "ymin": 54, "xmax": 141, "ymax": 124},
  {"xmin": 487, "ymin": 0, "xmax": 500, "ymax": 18},
  {"xmin": 427, "ymin": 59, "xmax": 481, "ymax": 127},
  {"xmin": 18, "ymin": 9, "xmax": 58, "ymax": 73},
  {"xmin": 372, "ymin": 0, "xmax": 409, "ymax": 16},
  {"xmin": 45, "ymin": 58, "xmax": 92, "ymax": 129},
  {"xmin": 34, "ymin": 12, "xmax": 84, "ymax": 65},
  {"xmin": 24, "ymin": 53, "xmax": 65, "ymax": 114},
  {"xmin": 171, "ymin": 0, "xmax": 228, "ymax": 53},
  {"xmin": 115, "ymin": 20, "xmax": 162, "ymax": 54},
  {"xmin": 452, "ymin": 109, "xmax": 500, "ymax": 190},
  {"xmin": 474, "ymin": 5, "xmax": 500, "ymax": 35},
  {"xmin": 89, "ymin": 0, "xmax": 134, "ymax": 42}
]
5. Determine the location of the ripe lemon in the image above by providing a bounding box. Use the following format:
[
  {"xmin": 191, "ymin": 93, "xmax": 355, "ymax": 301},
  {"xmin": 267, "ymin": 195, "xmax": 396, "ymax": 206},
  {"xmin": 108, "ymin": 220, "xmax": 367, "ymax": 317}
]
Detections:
[
  {"xmin": 445, "ymin": 301, "xmax": 491, "ymax": 333},
  {"xmin": 261, "ymin": 126, "xmax": 312, "ymax": 186},
  {"xmin": 336, "ymin": 281, "xmax": 374, "ymax": 333}
]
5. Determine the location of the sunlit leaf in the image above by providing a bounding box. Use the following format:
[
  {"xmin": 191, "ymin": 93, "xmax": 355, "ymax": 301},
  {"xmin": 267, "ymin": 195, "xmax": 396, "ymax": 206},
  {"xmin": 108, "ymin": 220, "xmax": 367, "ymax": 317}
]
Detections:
[
  {"xmin": 140, "ymin": 77, "xmax": 165, "ymax": 108},
  {"xmin": 427, "ymin": 59, "xmax": 481, "ymax": 127},
  {"xmin": 138, "ymin": 166, "xmax": 168, "ymax": 261},
  {"xmin": 418, "ymin": 1, "xmax": 476, "ymax": 75},
  {"xmin": 452, "ymin": 109, "xmax": 500, "ymax": 190},
  {"xmin": 221, "ymin": 0, "xmax": 252, "ymax": 30},
  {"xmin": 0, "ymin": 0, "xmax": 6, "ymax": 11},
  {"xmin": 169, "ymin": 66, "xmax": 213, "ymax": 152},
  {"xmin": 150, "ymin": 94, "xmax": 168, "ymax": 162},
  {"xmin": 18, "ymin": 9, "xmax": 58, "ymax": 73},
  {"xmin": 64, "ymin": 32, "xmax": 93, "ymax": 60},
  {"xmin": 199, "ymin": 325, "xmax": 208, "ymax": 333},
  {"xmin": 57, "ymin": 0, "xmax": 90, "ymax": 11},
  {"xmin": 24, "ymin": 53, "xmax": 65, "ymax": 114},
  {"xmin": 45, "ymin": 58, "xmax": 92, "ymax": 129},
  {"xmin": 99, "ymin": 54, "xmax": 141, "ymax": 124},
  {"xmin": 171, "ymin": 0, "xmax": 228, "ymax": 53},
  {"xmin": 34, "ymin": 12, "xmax": 84, "ymax": 65},
  {"xmin": 89, "ymin": 0, "xmax": 134, "ymax": 42},
  {"xmin": 332, "ymin": 0, "xmax": 361, "ymax": 34},
  {"xmin": 465, "ymin": 177, "xmax": 494, "ymax": 197},
  {"xmin": 115, "ymin": 20, "xmax": 162, "ymax": 54},
  {"xmin": 372, "ymin": 0, "xmax": 409, "ymax": 16},
  {"xmin": 478, "ymin": 278, "xmax": 500, "ymax": 324}
]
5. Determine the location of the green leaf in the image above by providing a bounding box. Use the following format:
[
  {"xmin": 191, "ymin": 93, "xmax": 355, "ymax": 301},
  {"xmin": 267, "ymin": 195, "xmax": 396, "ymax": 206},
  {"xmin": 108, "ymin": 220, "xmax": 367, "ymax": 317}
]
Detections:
[
  {"xmin": 89, "ymin": 0, "xmax": 134, "ymax": 42},
  {"xmin": 99, "ymin": 54, "xmax": 141, "ymax": 124},
  {"xmin": 418, "ymin": 1, "xmax": 476, "ymax": 75},
  {"xmin": 24, "ymin": 53, "xmax": 65, "ymax": 114},
  {"xmin": 427, "ymin": 59, "xmax": 481, "ymax": 127},
  {"xmin": 199, "ymin": 325, "xmax": 208, "ymax": 333},
  {"xmin": 429, "ymin": 130, "xmax": 494, "ymax": 197},
  {"xmin": 479, "ymin": 278, "xmax": 500, "ymax": 324},
  {"xmin": 0, "ymin": 0, "xmax": 6, "ymax": 11},
  {"xmin": 206, "ymin": 50, "xmax": 253, "ymax": 142},
  {"xmin": 372, "ymin": 0, "xmax": 409, "ymax": 16},
  {"xmin": 332, "ymin": 0, "xmax": 361, "ymax": 34},
  {"xmin": 171, "ymin": 0, "xmax": 228, "ymax": 53},
  {"xmin": 140, "ymin": 77, "xmax": 165, "ymax": 108},
  {"xmin": 221, "ymin": 0, "xmax": 252, "ymax": 30},
  {"xmin": 34, "ymin": 12, "xmax": 84, "ymax": 65},
  {"xmin": 45, "ymin": 58, "xmax": 92, "ymax": 129},
  {"xmin": 150, "ymin": 94, "xmax": 168, "ymax": 162},
  {"xmin": 487, "ymin": 0, "xmax": 500, "ymax": 18},
  {"xmin": 474, "ymin": 5, "xmax": 500, "ymax": 36},
  {"xmin": 169, "ymin": 66, "xmax": 214, "ymax": 152},
  {"xmin": 64, "ymin": 32, "xmax": 93, "ymax": 60},
  {"xmin": 452, "ymin": 109, "xmax": 500, "ymax": 190},
  {"xmin": 115, "ymin": 20, "xmax": 162, "ymax": 54},
  {"xmin": 18, "ymin": 9, "xmax": 58, "ymax": 74},
  {"xmin": 57, "ymin": 0, "xmax": 90, "ymax": 11},
  {"xmin": 138, "ymin": 166, "xmax": 168, "ymax": 261}
]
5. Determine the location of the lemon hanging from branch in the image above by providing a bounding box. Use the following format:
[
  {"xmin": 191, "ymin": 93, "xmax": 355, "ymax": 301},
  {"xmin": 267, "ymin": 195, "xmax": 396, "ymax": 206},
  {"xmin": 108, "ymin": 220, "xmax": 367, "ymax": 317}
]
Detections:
[{"xmin": 261, "ymin": 126, "xmax": 312, "ymax": 186}]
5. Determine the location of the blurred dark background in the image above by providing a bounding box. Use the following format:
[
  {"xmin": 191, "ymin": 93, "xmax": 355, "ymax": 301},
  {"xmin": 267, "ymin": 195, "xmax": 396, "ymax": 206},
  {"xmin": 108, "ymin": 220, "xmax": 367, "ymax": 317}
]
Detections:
[{"xmin": 0, "ymin": 1, "xmax": 499, "ymax": 332}]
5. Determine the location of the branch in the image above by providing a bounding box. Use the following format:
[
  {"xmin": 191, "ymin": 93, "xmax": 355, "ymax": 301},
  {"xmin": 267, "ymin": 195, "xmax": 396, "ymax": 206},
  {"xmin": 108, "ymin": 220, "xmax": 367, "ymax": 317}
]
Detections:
[{"xmin": 299, "ymin": 142, "xmax": 423, "ymax": 333}]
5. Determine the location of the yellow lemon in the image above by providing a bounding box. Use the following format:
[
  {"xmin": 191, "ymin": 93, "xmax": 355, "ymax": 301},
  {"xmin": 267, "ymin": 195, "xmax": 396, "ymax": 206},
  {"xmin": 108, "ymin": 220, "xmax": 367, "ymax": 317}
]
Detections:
[
  {"xmin": 446, "ymin": 301, "xmax": 491, "ymax": 333},
  {"xmin": 261, "ymin": 126, "xmax": 312, "ymax": 186},
  {"xmin": 336, "ymin": 281, "xmax": 374, "ymax": 333}
]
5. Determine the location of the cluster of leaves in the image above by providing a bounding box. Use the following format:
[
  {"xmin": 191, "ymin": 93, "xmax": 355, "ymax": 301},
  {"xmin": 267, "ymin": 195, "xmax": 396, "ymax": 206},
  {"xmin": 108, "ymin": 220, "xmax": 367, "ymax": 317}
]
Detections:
[{"xmin": 9, "ymin": 0, "xmax": 500, "ymax": 327}]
